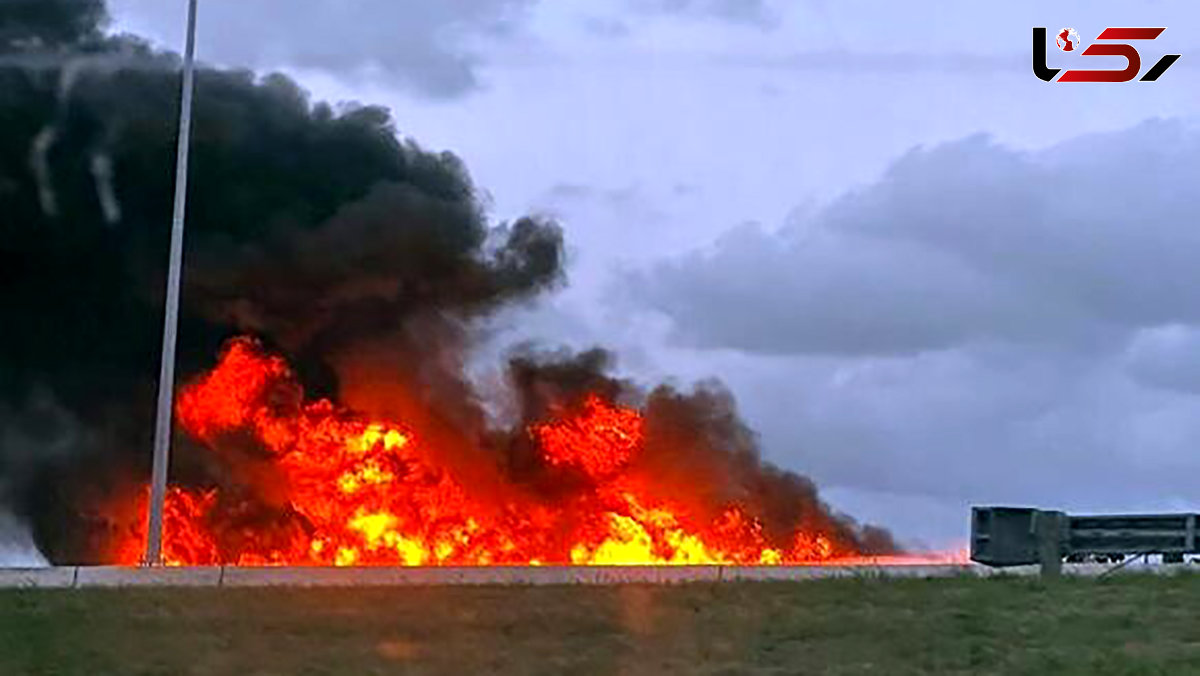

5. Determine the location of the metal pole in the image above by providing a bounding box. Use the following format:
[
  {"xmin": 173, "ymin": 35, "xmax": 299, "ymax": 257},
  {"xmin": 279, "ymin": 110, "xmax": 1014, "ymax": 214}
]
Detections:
[{"xmin": 144, "ymin": 0, "xmax": 199, "ymax": 566}]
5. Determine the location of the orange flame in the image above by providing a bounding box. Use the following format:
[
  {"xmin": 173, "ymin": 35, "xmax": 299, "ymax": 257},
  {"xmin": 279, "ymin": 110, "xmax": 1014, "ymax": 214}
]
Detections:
[{"xmin": 116, "ymin": 337, "xmax": 855, "ymax": 566}]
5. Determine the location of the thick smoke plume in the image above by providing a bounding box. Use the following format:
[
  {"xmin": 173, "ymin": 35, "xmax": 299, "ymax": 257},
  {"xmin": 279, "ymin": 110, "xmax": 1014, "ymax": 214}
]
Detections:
[
  {"xmin": 0, "ymin": 0, "xmax": 894, "ymax": 563},
  {"xmin": 498, "ymin": 348, "xmax": 896, "ymax": 554}
]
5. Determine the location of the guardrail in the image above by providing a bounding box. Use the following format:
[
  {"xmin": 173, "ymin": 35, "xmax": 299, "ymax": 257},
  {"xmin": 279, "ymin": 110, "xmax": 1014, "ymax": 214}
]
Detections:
[{"xmin": 972, "ymin": 507, "xmax": 1200, "ymax": 574}]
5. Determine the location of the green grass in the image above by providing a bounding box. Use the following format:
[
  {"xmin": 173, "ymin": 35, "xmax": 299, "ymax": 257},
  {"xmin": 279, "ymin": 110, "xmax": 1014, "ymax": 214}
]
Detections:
[{"xmin": 3, "ymin": 574, "xmax": 1200, "ymax": 675}]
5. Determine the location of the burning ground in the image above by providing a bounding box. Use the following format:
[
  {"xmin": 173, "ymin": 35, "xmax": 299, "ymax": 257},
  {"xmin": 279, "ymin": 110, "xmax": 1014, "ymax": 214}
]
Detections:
[{"xmin": 0, "ymin": 0, "xmax": 894, "ymax": 565}]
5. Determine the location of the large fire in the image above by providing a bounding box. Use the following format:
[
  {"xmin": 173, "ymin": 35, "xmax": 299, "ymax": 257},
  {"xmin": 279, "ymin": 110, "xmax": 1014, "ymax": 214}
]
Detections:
[{"xmin": 114, "ymin": 338, "xmax": 861, "ymax": 566}]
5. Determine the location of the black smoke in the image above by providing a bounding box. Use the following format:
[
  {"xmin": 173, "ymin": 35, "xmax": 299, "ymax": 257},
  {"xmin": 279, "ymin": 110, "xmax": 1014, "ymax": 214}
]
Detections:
[
  {"xmin": 496, "ymin": 347, "xmax": 897, "ymax": 555},
  {"xmin": 1, "ymin": 0, "xmax": 106, "ymax": 52},
  {"xmin": 0, "ymin": 1, "xmax": 895, "ymax": 563},
  {"xmin": 0, "ymin": 1, "xmax": 563, "ymax": 562}
]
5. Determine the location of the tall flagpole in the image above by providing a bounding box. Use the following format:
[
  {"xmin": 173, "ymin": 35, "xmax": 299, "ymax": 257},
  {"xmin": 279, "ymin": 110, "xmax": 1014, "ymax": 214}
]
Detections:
[{"xmin": 144, "ymin": 0, "xmax": 199, "ymax": 566}]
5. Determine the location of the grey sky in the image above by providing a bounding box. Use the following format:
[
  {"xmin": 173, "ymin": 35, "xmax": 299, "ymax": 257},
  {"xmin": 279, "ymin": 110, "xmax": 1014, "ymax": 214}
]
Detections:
[
  {"xmin": 628, "ymin": 0, "xmax": 779, "ymax": 28},
  {"xmin": 635, "ymin": 122, "xmax": 1200, "ymax": 356},
  {"xmin": 107, "ymin": 0, "xmax": 538, "ymax": 97},
  {"xmin": 77, "ymin": 0, "xmax": 1200, "ymax": 552}
]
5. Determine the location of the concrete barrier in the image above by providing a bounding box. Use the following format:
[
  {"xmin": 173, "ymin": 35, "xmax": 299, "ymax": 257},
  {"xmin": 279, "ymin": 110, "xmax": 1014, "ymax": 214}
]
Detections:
[
  {"xmin": 719, "ymin": 564, "xmax": 983, "ymax": 582},
  {"xmin": 0, "ymin": 562, "xmax": 1190, "ymax": 588},
  {"xmin": 221, "ymin": 565, "xmax": 727, "ymax": 587},
  {"xmin": 0, "ymin": 567, "xmax": 76, "ymax": 588},
  {"xmin": 75, "ymin": 566, "xmax": 223, "ymax": 587}
]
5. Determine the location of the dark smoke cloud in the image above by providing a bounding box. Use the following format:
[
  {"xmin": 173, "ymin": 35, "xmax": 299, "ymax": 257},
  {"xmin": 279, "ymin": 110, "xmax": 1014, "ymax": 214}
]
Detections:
[
  {"xmin": 0, "ymin": 1, "xmax": 562, "ymax": 561},
  {"xmin": 0, "ymin": 0, "xmax": 892, "ymax": 562},
  {"xmin": 497, "ymin": 346, "xmax": 895, "ymax": 554},
  {"xmin": 637, "ymin": 382, "xmax": 896, "ymax": 553},
  {"xmin": 0, "ymin": 0, "xmax": 107, "ymax": 52}
]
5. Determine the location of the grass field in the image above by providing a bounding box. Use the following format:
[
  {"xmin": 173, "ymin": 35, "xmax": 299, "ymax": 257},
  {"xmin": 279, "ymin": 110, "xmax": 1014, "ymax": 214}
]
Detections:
[{"xmin": 2, "ymin": 573, "xmax": 1199, "ymax": 675}]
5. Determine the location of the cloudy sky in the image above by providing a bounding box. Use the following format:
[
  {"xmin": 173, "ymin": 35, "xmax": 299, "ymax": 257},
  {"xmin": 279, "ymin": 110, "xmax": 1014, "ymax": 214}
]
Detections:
[{"xmin": 69, "ymin": 0, "xmax": 1200, "ymax": 552}]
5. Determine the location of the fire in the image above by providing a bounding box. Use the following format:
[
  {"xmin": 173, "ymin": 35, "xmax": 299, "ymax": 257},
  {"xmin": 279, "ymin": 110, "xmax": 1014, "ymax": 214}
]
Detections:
[
  {"xmin": 532, "ymin": 394, "xmax": 642, "ymax": 481},
  {"xmin": 115, "ymin": 337, "xmax": 857, "ymax": 566}
]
